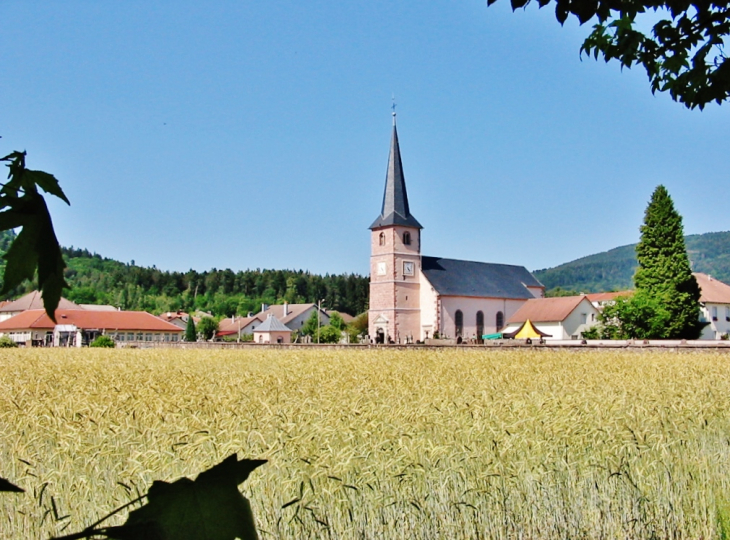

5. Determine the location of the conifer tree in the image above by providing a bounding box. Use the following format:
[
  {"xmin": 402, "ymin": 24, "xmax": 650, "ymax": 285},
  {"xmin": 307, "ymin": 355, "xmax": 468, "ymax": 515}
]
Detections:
[
  {"xmin": 185, "ymin": 315, "xmax": 197, "ymax": 342},
  {"xmin": 632, "ymin": 185, "xmax": 702, "ymax": 339}
]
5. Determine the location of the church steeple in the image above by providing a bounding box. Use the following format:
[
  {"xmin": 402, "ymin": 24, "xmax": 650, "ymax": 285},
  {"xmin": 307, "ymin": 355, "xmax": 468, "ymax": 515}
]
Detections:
[{"xmin": 370, "ymin": 119, "xmax": 422, "ymax": 230}]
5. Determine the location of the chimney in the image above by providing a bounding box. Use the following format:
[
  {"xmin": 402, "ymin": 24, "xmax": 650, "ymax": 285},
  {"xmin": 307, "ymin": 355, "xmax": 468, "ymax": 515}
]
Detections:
[
  {"xmin": 261, "ymin": 303, "xmax": 268, "ymax": 313},
  {"xmin": 283, "ymin": 302, "xmax": 289, "ymax": 317}
]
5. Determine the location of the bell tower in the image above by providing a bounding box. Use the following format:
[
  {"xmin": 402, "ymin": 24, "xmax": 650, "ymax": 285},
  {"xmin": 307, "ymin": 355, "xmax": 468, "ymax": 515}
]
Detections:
[{"xmin": 369, "ymin": 112, "xmax": 422, "ymax": 343}]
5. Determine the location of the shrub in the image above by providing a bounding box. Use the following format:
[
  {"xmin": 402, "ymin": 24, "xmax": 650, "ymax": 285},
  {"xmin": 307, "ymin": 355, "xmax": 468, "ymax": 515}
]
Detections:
[
  {"xmin": 0, "ymin": 335, "xmax": 18, "ymax": 348},
  {"xmin": 90, "ymin": 335, "xmax": 115, "ymax": 348}
]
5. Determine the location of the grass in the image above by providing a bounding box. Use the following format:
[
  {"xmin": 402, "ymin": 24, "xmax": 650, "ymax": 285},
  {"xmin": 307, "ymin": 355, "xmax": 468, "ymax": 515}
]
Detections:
[{"xmin": 2, "ymin": 348, "xmax": 730, "ymax": 538}]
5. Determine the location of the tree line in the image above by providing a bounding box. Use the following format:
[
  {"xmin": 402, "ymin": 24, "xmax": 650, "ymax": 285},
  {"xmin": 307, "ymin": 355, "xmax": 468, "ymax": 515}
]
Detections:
[{"xmin": 0, "ymin": 233, "xmax": 369, "ymax": 317}]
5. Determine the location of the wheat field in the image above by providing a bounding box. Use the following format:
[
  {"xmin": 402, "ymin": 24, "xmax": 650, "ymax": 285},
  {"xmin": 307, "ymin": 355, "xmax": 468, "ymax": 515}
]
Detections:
[{"xmin": 2, "ymin": 348, "xmax": 730, "ymax": 539}]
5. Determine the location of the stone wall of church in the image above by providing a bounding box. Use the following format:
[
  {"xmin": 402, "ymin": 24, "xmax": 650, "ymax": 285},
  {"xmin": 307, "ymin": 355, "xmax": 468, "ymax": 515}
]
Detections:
[{"xmin": 440, "ymin": 297, "xmax": 528, "ymax": 340}]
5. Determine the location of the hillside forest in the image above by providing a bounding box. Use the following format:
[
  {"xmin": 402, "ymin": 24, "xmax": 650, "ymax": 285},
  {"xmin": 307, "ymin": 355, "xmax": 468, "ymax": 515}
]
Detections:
[
  {"xmin": 535, "ymin": 231, "xmax": 730, "ymax": 296},
  {"xmin": 0, "ymin": 231, "xmax": 369, "ymax": 317}
]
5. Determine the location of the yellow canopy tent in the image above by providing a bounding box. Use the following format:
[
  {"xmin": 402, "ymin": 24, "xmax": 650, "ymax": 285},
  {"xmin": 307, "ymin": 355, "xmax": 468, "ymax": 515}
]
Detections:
[{"xmin": 503, "ymin": 319, "xmax": 551, "ymax": 340}]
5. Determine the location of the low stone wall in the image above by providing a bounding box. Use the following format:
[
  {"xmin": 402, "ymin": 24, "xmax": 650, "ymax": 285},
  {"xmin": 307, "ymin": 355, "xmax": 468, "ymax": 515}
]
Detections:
[{"xmin": 115, "ymin": 339, "xmax": 730, "ymax": 351}]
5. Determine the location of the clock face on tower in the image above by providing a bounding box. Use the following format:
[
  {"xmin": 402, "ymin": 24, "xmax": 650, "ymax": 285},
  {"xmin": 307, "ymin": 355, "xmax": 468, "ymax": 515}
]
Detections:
[
  {"xmin": 377, "ymin": 262, "xmax": 387, "ymax": 275},
  {"xmin": 403, "ymin": 261, "xmax": 414, "ymax": 276}
]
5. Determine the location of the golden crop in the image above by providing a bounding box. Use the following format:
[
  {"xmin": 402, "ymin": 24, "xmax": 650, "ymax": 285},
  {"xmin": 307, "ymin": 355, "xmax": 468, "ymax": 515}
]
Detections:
[{"xmin": 2, "ymin": 348, "xmax": 730, "ymax": 539}]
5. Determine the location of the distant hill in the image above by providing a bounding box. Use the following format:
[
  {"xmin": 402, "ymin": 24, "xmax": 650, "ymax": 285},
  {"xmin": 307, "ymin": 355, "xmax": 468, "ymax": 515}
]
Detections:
[
  {"xmin": 534, "ymin": 231, "xmax": 730, "ymax": 295},
  {"xmin": 0, "ymin": 229, "xmax": 369, "ymax": 317}
]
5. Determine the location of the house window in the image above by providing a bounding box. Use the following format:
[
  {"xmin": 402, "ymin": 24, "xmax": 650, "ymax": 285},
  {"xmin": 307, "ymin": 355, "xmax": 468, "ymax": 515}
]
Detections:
[
  {"xmin": 136, "ymin": 332, "xmax": 143, "ymax": 341},
  {"xmin": 403, "ymin": 231, "xmax": 411, "ymax": 245},
  {"xmin": 726, "ymin": 307, "xmax": 730, "ymax": 321},
  {"xmin": 713, "ymin": 306, "xmax": 718, "ymax": 321},
  {"xmin": 476, "ymin": 311, "xmax": 484, "ymax": 339},
  {"xmin": 171, "ymin": 334, "xmax": 179, "ymax": 342},
  {"xmin": 379, "ymin": 232, "xmax": 386, "ymax": 246},
  {"xmin": 455, "ymin": 310, "xmax": 463, "ymax": 338},
  {"xmin": 496, "ymin": 311, "xmax": 504, "ymax": 331}
]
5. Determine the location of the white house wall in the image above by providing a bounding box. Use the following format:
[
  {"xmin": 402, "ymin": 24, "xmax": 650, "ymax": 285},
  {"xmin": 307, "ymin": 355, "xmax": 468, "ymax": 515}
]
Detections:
[
  {"xmin": 700, "ymin": 303, "xmax": 730, "ymax": 339},
  {"xmin": 284, "ymin": 308, "xmax": 329, "ymax": 332},
  {"xmin": 439, "ymin": 297, "xmax": 526, "ymax": 340},
  {"xmin": 560, "ymin": 298, "xmax": 599, "ymax": 338}
]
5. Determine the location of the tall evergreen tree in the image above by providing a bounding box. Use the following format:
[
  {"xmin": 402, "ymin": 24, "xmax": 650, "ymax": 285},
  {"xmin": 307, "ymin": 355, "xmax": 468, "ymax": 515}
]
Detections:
[
  {"xmin": 632, "ymin": 185, "xmax": 702, "ymax": 339},
  {"xmin": 185, "ymin": 315, "xmax": 197, "ymax": 342}
]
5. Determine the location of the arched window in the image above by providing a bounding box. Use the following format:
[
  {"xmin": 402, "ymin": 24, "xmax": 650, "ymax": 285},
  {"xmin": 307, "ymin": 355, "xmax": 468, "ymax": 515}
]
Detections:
[
  {"xmin": 476, "ymin": 311, "xmax": 484, "ymax": 339},
  {"xmin": 403, "ymin": 231, "xmax": 411, "ymax": 245},
  {"xmin": 455, "ymin": 310, "xmax": 463, "ymax": 338},
  {"xmin": 496, "ymin": 311, "xmax": 504, "ymax": 331},
  {"xmin": 379, "ymin": 232, "xmax": 385, "ymax": 246}
]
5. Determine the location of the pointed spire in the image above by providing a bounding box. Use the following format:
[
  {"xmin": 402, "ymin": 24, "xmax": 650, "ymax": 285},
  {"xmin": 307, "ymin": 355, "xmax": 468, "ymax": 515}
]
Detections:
[{"xmin": 370, "ymin": 121, "xmax": 422, "ymax": 230}]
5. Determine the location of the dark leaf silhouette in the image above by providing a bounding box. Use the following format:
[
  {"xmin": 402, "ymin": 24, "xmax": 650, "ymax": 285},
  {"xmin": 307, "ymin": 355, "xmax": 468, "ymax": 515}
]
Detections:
[
  {"xmin": 0, "ymin": 151, "xmax": 69, "ymax": 320},
  {"xmin": 0, "ymin": 475, "xmax": 23, "ymax": 492},
  {"xmin": 54, "ymin": 454, "xmax": 266, "ymax": 540}
]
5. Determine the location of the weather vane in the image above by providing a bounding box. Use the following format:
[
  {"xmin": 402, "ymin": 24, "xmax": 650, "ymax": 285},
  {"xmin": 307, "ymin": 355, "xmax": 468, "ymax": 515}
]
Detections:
[{"xmin": 391, "ymin": 94, "xmax": 397, "ymax": 125}]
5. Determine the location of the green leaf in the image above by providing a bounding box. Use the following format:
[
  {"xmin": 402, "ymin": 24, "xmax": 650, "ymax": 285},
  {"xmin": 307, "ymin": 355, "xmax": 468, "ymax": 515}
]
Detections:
[
  {"xmin": 0, "ymin": 476, "xmax": 24, "ymax": 493},
  {"xmin": 108, "ymin": 454, "xmax": 266, "ymax": 540},
  {"xmin": 0, "ymin": 214, "xmax": 41, "ymax": 295},
  {"xmin": 0, "ymin": 209, "xmax": 30, "ymax": 231},
  {"xmin": 35, "ymin": 196, "xmax": 68, "ymax": 320},
  {"xmin": 26, "ymin": 170, "xmax": 70, "ymax": 205}
]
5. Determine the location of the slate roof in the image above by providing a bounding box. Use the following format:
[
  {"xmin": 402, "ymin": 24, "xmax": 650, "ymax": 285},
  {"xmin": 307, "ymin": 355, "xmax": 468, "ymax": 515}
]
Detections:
[
  {"xmin": 694, "ymin": 272, "xmax": 730, "ymax": 304},
  {"xmin": 506, "ymin": 296, "xmax": 592, "ymax": 324},
  {"xmin": 254, "ymin": 315, "xmax": 291, "ymax": 332},
  {"xmin": 0, "ymin": 309, "xmax": 183, "ymax": 332},
  {"xmin": 421, "ymin": 256, "xmax": 543, "ymax": 299},
  {"xmin": 370, "ymin": 122, "xmax": 422, "ymax": 230}
]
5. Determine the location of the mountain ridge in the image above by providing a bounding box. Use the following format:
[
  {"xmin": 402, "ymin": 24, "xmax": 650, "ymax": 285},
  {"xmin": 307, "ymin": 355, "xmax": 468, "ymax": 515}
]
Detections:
[{"xmin": 533, "ymin": 231, "xmax": 730, "ymax": 294}]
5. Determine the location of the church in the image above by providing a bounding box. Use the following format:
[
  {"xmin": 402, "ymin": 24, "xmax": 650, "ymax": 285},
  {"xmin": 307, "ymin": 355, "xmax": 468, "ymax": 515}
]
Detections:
[{"xmin": 368, "ymin": 114, "xmax": 545, "ymax": 343}]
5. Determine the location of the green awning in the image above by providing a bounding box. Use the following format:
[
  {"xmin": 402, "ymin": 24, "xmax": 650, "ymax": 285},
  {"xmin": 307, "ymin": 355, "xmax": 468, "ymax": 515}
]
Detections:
[{"xmin": 482, "ymin": 333, "xmax": 503, "ymax": 340}]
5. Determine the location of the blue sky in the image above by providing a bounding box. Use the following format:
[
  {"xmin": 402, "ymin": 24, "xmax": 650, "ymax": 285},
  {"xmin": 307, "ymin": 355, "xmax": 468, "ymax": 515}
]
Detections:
[{"xmin": 2, "ymin": 1, "xmax": 728, "ymax": 276}]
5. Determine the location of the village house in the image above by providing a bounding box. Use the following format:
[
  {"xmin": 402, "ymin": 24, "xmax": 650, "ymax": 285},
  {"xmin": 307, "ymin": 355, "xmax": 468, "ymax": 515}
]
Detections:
[
  {"xmin": 0, "ymin": 291, "xmax": 81, "ymax": 322},
  {"xmin": 252, "ymin": 314, "xmax": 292, "ymax": 344},
  {"xmin": 0, "ymin": 309, "xmax": 183, "ymax": 346},
  {"xmin": 694, "ymin": 272, "xmax": 730, "ymax": 340},
  {"xmin": 0, "ymin": 291, "xmax": 119, "ymax": 323},
  {"xmin": 500, "ymin": 295, "xmax": 600, "ymax": 341},
  {"xmin": 217, "ymin": 302, "xmax": 331, "ymax": 339},
  {"xmin": 368, "ymin": 114, "xmax": 544, "ymax": 343}
]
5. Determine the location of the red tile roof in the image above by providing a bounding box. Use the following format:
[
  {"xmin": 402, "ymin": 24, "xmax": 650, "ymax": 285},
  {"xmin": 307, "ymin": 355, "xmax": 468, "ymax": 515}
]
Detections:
[
  {"xmin": 585, "ymin": 291, "xmax": 632, "ymax": 303},
  {"xmin": 0, "ymin": 310, "xmax": 183, "ymax": 332},
  {"xmin": 217, "ymin": 315, "xmax": 261, "ymax": 334},
  {"xmin": 0, "ymin": 291, "xmax": 80, "ymax": 312},
  {"xmin": 507, "ymin": 296, "xmax": 592, "ymax": 324},
  {"xmin": 694, "ymin": 273, "xmax": 730, "ymax": 304}
]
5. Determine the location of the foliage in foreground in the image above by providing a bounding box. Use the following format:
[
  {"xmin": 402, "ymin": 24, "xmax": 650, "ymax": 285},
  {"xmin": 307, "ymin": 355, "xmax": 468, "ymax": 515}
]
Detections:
[
  {"xmin": 3, "ymin": 348, "xmax": 730, "ymax": 539},
  {"xmin": 49, "ymin": 455, "xmax": 265, "ymax": 540},
  {"xmin": 489, "ymin": 0, "xmax": 730, "ymax": 109},
  {"xmin": 0, "ymin": 152, "xmax": 68, "ymax": 319}
]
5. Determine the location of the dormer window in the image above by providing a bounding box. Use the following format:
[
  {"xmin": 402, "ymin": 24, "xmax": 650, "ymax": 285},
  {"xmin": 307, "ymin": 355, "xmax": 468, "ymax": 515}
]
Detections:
[
  {"xmin": 379, "ymin": 232, "xmax": 386, "ymax": 246},
  {"xmin": 403, "ymin": 231, "xmax": 411, "ymax": 245}
]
